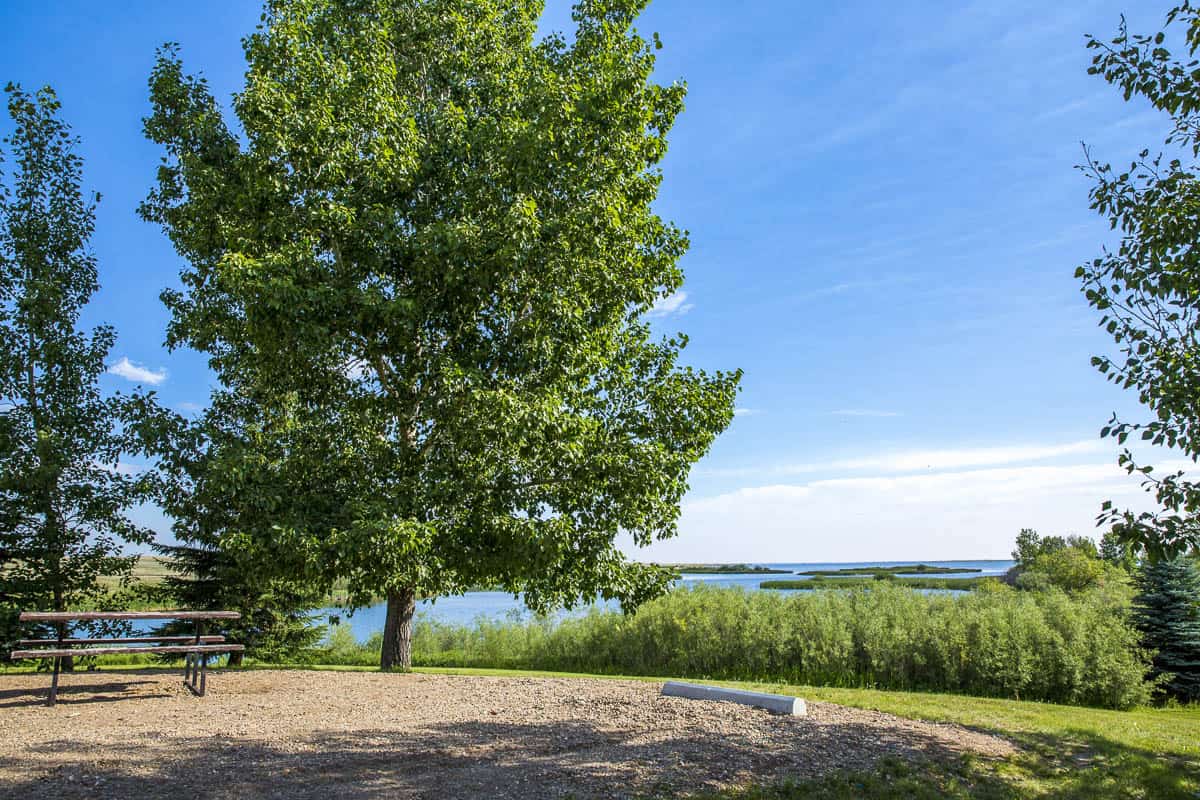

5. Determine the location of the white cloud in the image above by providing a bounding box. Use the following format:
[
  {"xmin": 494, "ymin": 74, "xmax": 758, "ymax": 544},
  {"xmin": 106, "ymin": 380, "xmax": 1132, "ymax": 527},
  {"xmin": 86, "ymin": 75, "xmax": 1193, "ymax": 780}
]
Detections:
[
  {"xmin": 831, "ymin": 409, "xmax": 901, "ymax": 418},
  {"xmin": 699, "ymin": 439, "xmax": 1107, "ymax": 479},
  {"xmin": 176, "ymin": 401, "xmax": 204, "ymax": 413},
  {"xmin": 636, "ymin": 458, "xmax": 1184, "ymax": 562},
  {"xmin": 108, "ymin": 357, "xmax": 167, "ymax": 386},
  {"xmin": 647, "ymin": 291, "xmax": 694, "ymax": 318},
  {"xmin": 733, "ymin": 407, "xmax": 760, "ymax": 417},
  {"xmin": 825, "ymin": 440, "xmax": 1104, "ymax": 474}
]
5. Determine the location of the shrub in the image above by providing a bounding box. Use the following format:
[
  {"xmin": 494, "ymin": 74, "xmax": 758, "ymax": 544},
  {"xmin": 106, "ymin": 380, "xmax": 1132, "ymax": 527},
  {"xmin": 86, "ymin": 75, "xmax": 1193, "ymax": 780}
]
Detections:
[{"xmin": 387, "ymin": 584, "xmax": 1152, "ymax": 708}]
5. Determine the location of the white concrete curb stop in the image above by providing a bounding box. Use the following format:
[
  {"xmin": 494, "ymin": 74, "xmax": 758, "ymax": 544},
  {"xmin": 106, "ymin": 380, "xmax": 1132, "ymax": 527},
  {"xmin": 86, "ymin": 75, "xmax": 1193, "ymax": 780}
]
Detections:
[{"xmin": 661, "ymin": 681, "xmax": 807, "ymax": 716}]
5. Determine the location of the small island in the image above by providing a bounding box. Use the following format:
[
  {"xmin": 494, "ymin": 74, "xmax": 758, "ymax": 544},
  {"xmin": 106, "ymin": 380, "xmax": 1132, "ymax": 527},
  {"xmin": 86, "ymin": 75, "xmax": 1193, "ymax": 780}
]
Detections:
[
  {"xmin": 795, "ymin": 564, "xmax": 983, "ymax": 577},
  {"xmin": 664, "ymin": 563, "xmax": 792, "ymax": 574}
]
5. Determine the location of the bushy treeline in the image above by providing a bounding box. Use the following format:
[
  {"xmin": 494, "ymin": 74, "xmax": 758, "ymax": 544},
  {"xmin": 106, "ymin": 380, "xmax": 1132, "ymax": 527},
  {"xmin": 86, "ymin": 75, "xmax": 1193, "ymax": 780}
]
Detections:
[{"xmin": 320, "ymin": 583, "xmax": 1153, "ymax": 709}]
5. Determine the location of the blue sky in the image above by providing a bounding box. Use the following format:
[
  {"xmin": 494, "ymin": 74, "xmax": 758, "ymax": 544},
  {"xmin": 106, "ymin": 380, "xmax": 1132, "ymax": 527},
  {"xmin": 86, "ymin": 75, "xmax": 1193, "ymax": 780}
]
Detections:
[{"xmin": 0, "ymin": 0, "xmax": 1182, "ymax": 560}]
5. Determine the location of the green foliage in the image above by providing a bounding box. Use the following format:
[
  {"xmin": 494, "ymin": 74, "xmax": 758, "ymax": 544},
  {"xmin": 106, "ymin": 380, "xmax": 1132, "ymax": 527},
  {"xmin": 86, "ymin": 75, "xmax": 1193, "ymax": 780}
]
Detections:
[
  {"xmin": 1100, "ymin": 528, "xmax": 1141, "ymax": 572},
  {"xmin": 1011, "ymin": 529, "xmax": 1099, "ymax": 568},
  {"xmin": 1133, "ymin": 556, "xmax": 1200, "ymax": 701},
  {"xmin": 152, "ymin": 540, "xmax": 324, "ymax": 664},
  {"xmin": 759, "ymin": 577, "xmax": 986, "ymax": 590},
  {"xmin": 138, "ymin": 0, "xmax": 739, "ymax": 669},
  {"xmin": 1079, "ymin": 6, "xmax": 1200, "ymax": 558},
  {"xmin": 322, "ymin": 585, "xmax": 1152, "ymax": 708},
  {"xmin": 0, "ymin": 84, "xmax": 156, "ymax": 652},
  {"xmin": 123, "ymin": 393, "xmax": 327, "ymax": 663},
  {"xmin": 1007, "ymin": 529, "xmax": 1122, "ymax": 594},
  {"xmin": 1011, "ymin": 528, "xmax": 1043, "ymax": 566},
  {"xmin": 1017, "ymin": 549, "xmax": 1116, "ymax": 594}
]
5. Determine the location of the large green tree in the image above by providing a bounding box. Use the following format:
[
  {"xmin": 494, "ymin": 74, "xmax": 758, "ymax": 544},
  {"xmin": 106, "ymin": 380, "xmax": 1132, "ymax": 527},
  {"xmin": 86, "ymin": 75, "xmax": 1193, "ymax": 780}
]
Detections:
[
  {"xmin": 1079, "ymin": 4, "xmax": 1200, "ymax": 558},
  {"xmin": 140, "ymin": 0, "xmax": 740, "ymax": 669},
  {"xmin": 0, "ymin": 85, "xmax": 155, "ymax": 651}
]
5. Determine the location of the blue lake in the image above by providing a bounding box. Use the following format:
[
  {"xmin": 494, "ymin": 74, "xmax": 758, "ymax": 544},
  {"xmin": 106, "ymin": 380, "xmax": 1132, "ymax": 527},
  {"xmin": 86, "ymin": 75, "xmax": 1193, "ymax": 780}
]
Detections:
[{"xmin": 322, "ymin": 560, "xmax": 1014, "ymax": 641}]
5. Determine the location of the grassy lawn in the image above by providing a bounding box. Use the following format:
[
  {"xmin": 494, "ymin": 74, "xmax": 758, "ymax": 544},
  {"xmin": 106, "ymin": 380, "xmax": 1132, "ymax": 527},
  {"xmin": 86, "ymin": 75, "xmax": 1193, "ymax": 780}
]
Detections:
[
  {"xmin": 703, "ymin": 680, "xmax": 1199, "ymax": 799},
  {"xmin": 2, "ymin": 661, "xmax": 1195, "ymax": 798}
]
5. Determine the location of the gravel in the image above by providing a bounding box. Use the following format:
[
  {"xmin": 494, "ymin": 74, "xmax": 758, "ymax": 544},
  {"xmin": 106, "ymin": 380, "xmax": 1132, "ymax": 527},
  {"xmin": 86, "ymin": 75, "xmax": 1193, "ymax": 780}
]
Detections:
[{"xmin": 0, "ymin": 669, "xmax": 1015, "ymax": 799}]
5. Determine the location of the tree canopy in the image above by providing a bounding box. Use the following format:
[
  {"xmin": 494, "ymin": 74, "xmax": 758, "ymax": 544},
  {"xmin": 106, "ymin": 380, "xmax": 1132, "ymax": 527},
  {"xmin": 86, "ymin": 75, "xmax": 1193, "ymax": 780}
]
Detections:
[
  {"xmin": 140, "ymin": 0, "xmax": 740, "ymax": 668},
  {"xmin": 1080, "ymin": 4, "xmax": 1200, "ymax": 558}
]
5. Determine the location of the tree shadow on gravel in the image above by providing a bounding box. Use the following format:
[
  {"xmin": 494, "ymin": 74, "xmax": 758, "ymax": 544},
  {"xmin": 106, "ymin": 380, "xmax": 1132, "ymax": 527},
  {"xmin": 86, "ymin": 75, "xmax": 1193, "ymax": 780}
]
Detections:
[
  {"xmin": 0, "ymin": 677, "xmax": 166, "ymax": 709},
  {"xmin": 0, "ymin": 715, "xmax": 1003, "ymax": 800}
]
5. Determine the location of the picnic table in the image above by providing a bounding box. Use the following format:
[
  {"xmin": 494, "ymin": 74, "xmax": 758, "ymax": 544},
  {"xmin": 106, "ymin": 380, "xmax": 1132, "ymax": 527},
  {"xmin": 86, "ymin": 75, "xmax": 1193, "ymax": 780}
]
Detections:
[{"xmin": 10, "ymin": 610, "xmax": 245, "ymax": 706}]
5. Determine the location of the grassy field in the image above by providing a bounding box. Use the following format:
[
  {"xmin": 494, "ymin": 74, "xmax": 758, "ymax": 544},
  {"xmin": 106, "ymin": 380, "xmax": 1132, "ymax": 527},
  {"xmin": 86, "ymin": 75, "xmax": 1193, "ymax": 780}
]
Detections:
[
  {"xmin": 95, "ymin": 555, "xmax": 175, "ymax": 590},
  {"xmin": 4, "ymin": 660, "xmax": 1192, "ymax": 798},
  {"xmin": 96, "ymin": 556, "xmax": 371, "ymax": 608}
]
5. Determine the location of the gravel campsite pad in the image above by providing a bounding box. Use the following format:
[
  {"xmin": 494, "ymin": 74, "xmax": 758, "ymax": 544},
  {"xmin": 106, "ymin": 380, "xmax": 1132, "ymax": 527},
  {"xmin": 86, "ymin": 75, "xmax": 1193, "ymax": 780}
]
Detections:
[{"xmin": 0, "ymin": 670, "xmax": 1015, "ymax": 799}]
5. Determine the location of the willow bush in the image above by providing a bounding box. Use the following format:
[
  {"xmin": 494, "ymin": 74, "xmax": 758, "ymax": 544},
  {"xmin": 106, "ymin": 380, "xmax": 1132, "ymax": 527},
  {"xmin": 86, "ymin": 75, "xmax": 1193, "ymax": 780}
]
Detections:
[{"xmin": 322, "ymin": 583, "xmax": 1152, "ymax": 708}]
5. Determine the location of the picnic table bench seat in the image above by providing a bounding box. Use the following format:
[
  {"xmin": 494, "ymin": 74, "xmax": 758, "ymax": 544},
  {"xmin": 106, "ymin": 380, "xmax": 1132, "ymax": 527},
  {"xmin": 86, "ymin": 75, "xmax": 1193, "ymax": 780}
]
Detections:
[{"xmin": 10, "ymin": 610, "xmax": 244, "ymax": 706}]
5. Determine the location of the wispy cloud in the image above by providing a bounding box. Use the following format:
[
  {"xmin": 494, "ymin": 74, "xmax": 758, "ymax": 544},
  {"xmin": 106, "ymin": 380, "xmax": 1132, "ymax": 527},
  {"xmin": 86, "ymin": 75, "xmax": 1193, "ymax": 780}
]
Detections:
[
  {"xmin": 108, "ymin": 357, "xmax": 167, "ymax": 386},
  {"xmin": 733, "ymin": 407, "xmax": 760, "ymax": 417},
  {"xmin": 1033, "ymin": 96, "xmax": 1095, "ymax": 123},
  {"xmin": 790, "ymin": 275, "xmax": 917, "ymax": 303},
  {"xmin": 647, "ymin": 291, "xmax": 694, "ymax": 319},
  {"xmin": 831, "ymin": 409, "xmax": 901, "ymax": 418},
  {"xmin": 698, "ymin": 439, "xmax": 1107, "ymax": 479},
  {"xmin": 176, "ymin": 401, "xmax": 204, "ymax": 413},
  {"xmin": 638, "ymin": 456, "xmax": 1188, "ymax": 562},
  {"xmin": 829, "ymin": 440, "xmax": 1106, "ymax": 474}
]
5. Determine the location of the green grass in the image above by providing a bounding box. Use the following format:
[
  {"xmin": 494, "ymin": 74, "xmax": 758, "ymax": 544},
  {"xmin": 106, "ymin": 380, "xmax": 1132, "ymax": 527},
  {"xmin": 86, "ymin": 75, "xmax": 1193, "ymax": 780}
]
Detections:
[
  {"xmin": 3, "ymin": 661, "xmax": 1191, "ymax": 798},
  {"xmin": 699, "ymin": 680, "xmax": 1200, "ymax": 799}
]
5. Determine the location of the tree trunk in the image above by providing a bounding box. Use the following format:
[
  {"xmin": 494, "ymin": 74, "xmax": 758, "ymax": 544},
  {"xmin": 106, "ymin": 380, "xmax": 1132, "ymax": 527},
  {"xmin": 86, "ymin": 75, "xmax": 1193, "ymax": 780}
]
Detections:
[{"xmin": 380, "ymin": 588, "xmax": 416, "ymax": 671}]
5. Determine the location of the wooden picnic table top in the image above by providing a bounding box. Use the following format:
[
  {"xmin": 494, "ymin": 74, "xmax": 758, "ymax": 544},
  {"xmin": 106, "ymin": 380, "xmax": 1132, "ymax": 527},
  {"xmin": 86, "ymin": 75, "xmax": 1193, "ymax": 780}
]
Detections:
[
  {"xmin": 19, "ymin": 611, "xmax": 241, "ymax": 622},
  {"xmin": 11, "ymin": 643, "xmax": 245, "ymax": 659}
]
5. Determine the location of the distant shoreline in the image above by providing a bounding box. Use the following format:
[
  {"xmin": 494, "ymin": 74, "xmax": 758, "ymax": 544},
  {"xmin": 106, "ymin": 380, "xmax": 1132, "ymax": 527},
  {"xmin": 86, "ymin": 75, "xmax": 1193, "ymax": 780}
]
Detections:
[{"xmin": 659, "ymin": 563, "xmax": 792, "ymax": 574}]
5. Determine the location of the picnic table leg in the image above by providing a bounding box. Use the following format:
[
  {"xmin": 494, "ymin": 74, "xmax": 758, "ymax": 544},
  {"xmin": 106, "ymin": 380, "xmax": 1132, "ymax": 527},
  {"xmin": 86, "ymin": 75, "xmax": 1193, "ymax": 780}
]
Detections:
[
  {"xmin": 182, "ymin": 619, "xmax": 211, "ymax": 695},
  {"xmin": 48, "ymin": 656, "xmax": 60, "ymax": 707}
]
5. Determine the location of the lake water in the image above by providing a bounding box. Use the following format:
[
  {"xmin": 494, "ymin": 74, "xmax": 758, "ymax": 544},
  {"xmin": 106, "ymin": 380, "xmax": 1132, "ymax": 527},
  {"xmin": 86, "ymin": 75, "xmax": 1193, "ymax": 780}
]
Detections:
[{"xmin": 322, "ymin": 559, "xmax": 1014, "ymax": 641}]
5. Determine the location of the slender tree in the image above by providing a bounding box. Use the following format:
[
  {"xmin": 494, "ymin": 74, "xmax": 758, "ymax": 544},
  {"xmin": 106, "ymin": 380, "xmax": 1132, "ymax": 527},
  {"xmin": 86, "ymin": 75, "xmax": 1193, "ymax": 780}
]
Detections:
[
  {"xmin": 0, "ymin": 84, "xmax": 155, "ymax": 653},
  {"xmin": 1100, "ymin": 529, "xmax": 1140, "ymax": 572},
  {"xmin": 140, "ymin": 0, "xmax": 740, "ymax": 669},
  {"xmin": 1080, "ymin": 5, "xmax": 1200, "ymax": 557},
  {"xmin": 1132, "ymin": 556, "xmax": 1200, "ymax": 701}
]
